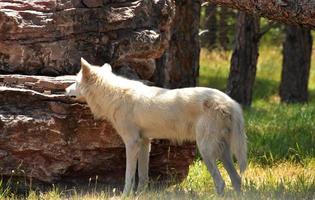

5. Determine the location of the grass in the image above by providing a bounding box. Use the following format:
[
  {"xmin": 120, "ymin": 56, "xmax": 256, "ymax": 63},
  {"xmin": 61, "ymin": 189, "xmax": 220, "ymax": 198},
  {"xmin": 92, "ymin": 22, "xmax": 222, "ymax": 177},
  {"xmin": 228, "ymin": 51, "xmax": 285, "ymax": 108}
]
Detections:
[
  {"xmin": 1, "ymin": 46, "xmax": 315, "ymax": 199},
  {"xmin": 180, "ymin": 160, "xmax": 315, "ymax": 199}
]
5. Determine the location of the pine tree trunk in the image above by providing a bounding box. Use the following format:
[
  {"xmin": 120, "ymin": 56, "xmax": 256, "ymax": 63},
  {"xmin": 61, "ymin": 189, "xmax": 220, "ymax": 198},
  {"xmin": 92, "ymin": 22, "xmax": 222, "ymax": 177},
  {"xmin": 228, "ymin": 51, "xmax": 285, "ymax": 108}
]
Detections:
[
  {"xmin": 218, "ymin": 7, "xmax": 229, "ymax": 50},
  {"xmin": 227, "ymin": 12, "xmax": 260, "ymax": 106},
  {"xmin": 203, "ymin": 4, "xmax": 217, "ymax": 49},
  {"xmin": 154, "ymin": 0, "xmax": 201, "ymax": 88},
  {"xmin": 279, "ymin": 25, "xmax": 312, "ymax": 103}
]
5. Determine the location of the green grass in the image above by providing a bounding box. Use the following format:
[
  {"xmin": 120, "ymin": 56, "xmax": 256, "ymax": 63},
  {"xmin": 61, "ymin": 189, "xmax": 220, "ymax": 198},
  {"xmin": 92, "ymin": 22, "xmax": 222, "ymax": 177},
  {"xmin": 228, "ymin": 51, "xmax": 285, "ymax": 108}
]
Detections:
[
  {"xmin": 246, "ymin": 102, "xmax": 315, "ymax": 165},
  {"xmin": 1, "ymin": 46, "xmax": 315, "ymax": 199},
  {"xmin": 180, "ymin": 160, "xmax": 315, "ymax": 199}
]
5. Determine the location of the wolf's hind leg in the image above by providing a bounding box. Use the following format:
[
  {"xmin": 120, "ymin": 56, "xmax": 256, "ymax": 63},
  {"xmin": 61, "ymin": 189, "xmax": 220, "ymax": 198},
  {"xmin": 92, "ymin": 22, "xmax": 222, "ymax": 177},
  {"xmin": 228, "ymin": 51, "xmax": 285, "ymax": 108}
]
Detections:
[
  {"xmin": 196, "ymin": 118, "xmax": 225, "ymax": 195},
  {"xmin": 220, "ymin": 140, "xmax": 241, "ymax": 193},
  {"xmin": 137, "ymin": 137, "xmax": 151, "ymax": 192}
]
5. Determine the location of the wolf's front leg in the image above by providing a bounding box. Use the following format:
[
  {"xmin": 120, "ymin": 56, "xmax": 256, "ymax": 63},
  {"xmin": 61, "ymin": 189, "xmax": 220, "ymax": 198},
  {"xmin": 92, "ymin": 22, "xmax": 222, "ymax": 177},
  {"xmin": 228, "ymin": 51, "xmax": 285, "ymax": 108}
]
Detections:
[
  {"xmin": 122, "ymin": 138, "xmax": 141, "ymax": 196},
  {"xmin": 137, "ymin": 137, "xmax": 151, "ymax": 192}
]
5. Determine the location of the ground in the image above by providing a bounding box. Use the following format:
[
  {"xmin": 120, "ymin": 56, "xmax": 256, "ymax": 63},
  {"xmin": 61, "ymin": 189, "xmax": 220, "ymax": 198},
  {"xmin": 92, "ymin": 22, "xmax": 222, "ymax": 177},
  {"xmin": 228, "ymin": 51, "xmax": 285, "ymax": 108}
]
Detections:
[{"xmin": 1, "ymin": 45, "xmax": 315, "ymax": 199}]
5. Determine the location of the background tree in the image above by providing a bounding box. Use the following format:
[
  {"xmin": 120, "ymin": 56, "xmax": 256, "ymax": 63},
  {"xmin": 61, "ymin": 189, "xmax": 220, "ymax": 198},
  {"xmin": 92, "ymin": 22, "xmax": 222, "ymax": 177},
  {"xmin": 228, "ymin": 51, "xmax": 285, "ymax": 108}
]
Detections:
[
  {"xmin": 155, "ymin": 0, "xmax": 201, "ymax": 88},
  {"xmin": 280, "ymin": 25, "xmax": 313, "ymax": 103},
  {"xmin": 218, "ymin": 7, "xmax": 230, "ymax": 50},
  {"xmin": 200, "ymin": 5, "xmax": 236, "ymax": 51},
  {"xmin": 201, "ymin": 3, "xmax": 217, "ymax": 49},
  {"xmin": 226, "ymin": 12, "xmax": 260, "ymax": 106}
]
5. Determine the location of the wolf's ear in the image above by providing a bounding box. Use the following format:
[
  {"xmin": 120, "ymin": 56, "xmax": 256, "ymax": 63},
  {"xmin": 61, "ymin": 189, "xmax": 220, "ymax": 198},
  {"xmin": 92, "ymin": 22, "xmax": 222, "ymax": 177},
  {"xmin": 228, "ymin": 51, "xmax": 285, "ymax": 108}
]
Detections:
[
  {"xmin": 81, "ymin": 57, "xmax": 91, "ymax": 78},
  {"xmin": 102, "ymin": 63, "xmax": 112, "ymax": 72}
]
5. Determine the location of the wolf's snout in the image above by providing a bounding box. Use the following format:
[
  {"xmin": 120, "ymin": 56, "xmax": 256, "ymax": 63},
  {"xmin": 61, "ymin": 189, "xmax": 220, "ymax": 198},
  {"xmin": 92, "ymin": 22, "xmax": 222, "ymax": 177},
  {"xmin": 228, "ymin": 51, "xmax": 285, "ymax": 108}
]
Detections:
[{"xmin": 65, "ymin": 83, "xmax": 77, "ymax": 98}]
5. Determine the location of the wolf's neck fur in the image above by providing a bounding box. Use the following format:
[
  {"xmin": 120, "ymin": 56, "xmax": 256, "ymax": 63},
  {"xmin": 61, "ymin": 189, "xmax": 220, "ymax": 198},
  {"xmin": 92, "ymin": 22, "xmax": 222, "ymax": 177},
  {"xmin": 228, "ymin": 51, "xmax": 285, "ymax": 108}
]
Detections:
[{"xmin": 82, "ymin": 69, "xmax": 144, "ymax": 122}]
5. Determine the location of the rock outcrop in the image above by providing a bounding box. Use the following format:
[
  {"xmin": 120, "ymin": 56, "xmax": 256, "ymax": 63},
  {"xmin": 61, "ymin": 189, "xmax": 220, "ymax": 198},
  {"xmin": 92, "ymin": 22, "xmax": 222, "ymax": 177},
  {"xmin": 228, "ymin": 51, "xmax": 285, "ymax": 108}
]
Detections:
[
  {"xmin": 0, "ymin": 0, "xmax": 197, "ymax": 187},
  {"xmin": 0, "ymin": 75, "xmax": 196, "ymax": 185},
  {"xmin": 0, "ymin": 0, "xmax": 174, "ymax": 77}
]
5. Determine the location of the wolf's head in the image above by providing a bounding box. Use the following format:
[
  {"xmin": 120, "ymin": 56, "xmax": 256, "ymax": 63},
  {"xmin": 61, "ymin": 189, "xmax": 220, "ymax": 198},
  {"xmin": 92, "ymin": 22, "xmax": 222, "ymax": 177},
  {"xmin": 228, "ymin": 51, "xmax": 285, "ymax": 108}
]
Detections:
[{"xmin": 65, "ymin": 58, "xmax": 112, "ymax": 101}]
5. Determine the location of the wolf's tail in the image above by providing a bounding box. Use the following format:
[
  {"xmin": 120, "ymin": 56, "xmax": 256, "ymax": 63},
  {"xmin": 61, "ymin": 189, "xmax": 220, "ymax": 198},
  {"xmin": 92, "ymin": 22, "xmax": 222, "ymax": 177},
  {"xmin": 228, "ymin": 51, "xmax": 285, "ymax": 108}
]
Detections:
[{"xmin": 230, "ymin": 102, "xmax": 247, "ymax": 173}]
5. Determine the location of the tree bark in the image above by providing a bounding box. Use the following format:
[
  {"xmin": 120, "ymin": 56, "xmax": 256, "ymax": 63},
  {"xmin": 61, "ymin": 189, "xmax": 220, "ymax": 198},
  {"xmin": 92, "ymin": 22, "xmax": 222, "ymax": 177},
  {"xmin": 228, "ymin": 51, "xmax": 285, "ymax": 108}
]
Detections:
[
  {"xmin": 154, "ymin": 0, "xmax": 201, "ymax": 88},
  {"xmin": 227, "ymin": 12, "xmax": 260, "ymax": 106},
  {"xmin": 208, "ymin": 0, "xmax": 315, "ymax": 29},
  {"xmin": 202, "ymin": 4, "xmax": 217, "ymax": 49},
  {"xmin": 279, "ymin": 25, "xmax": 312, "ymax": 103},
  {"xmin": 218, "ymin": 7, "xmax": 229, "ymax": 50}
]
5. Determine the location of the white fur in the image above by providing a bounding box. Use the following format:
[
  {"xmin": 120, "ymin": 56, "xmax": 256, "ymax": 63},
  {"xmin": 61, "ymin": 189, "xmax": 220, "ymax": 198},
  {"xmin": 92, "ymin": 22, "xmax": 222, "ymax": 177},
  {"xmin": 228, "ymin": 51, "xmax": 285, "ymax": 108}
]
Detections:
[{"xmin": 65, "ymin": 58, "xmax": 247, "ymax": 196}]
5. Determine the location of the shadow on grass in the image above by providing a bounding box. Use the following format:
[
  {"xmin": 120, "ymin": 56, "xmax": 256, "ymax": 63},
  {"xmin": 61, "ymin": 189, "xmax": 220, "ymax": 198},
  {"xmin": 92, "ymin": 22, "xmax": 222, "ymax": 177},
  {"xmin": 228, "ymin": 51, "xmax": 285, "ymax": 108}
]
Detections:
[
  {"xmin": 252, "ymin": 78, "xmax": 279, "ymax": 101},
  {"xmin": 198, "ymin": 71, "xmax": 227, "ymax": 91},
  {"xmin": 245, "ymin": 102, "xmax": 315, "ymax": 166}
]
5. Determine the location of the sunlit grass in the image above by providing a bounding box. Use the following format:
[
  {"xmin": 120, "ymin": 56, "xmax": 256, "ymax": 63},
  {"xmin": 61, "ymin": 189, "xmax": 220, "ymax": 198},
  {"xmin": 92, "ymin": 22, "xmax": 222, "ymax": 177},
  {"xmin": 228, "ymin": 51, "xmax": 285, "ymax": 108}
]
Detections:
[
  {"xmin": 198, "ymin": 49, "xmax": 230, "ymax": 90},
  {"xmin": 5, "ymin": 161, "xmax": 312, "ymax": 200},
  {"xmin": 180, "ymin": 160, "xmax": 315, "ymax": 199}
]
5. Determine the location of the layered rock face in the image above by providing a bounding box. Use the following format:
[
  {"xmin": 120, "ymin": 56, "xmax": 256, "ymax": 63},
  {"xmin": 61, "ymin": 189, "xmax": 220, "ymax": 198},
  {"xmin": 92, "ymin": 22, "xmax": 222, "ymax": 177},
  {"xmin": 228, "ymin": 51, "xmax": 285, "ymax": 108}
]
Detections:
[
  {"xmin": 0, "ymin": 0, "xmax": 196, "ymax": 187},
  {"xmin": 0, "ymin": 75, "xmax": 195, "ymax": 185},
  {"xmin": 0, "ymin": 0, "xmax": 173, "ymax": 76}
]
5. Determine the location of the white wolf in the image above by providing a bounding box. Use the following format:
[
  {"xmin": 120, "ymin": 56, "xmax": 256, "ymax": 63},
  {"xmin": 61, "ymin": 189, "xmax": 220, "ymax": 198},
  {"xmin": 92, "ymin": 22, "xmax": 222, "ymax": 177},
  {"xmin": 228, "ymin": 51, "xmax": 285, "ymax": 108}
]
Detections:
[{"xmin": 66, "ymin": 58, "xmax": 247, "ymax": 196}]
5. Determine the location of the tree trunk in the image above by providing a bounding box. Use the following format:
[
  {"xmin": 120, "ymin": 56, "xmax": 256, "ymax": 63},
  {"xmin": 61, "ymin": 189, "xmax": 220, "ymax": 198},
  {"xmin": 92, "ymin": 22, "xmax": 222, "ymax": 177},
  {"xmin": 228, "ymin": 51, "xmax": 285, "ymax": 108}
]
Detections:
[
  {"xmin": 208, "ymin": 0, "xmax": 315, "ymax": 28},
  {"xmin": 154, "ymin": 0, "xmax": 201, "ymax": 88},
  {"xmin": 279, "ymin": 25, "xmax": 312, "ymax": 103},
  {"xmin": 202, "ymin": 4, "xmax": 217, "ymax": 49},
  {"xmin": 227, "ymin": 12, "xmax": 260, "ymax": 106},
  {"xmin": 218, "ymin": 7, "xmax": 229, "ymax": 50}
]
